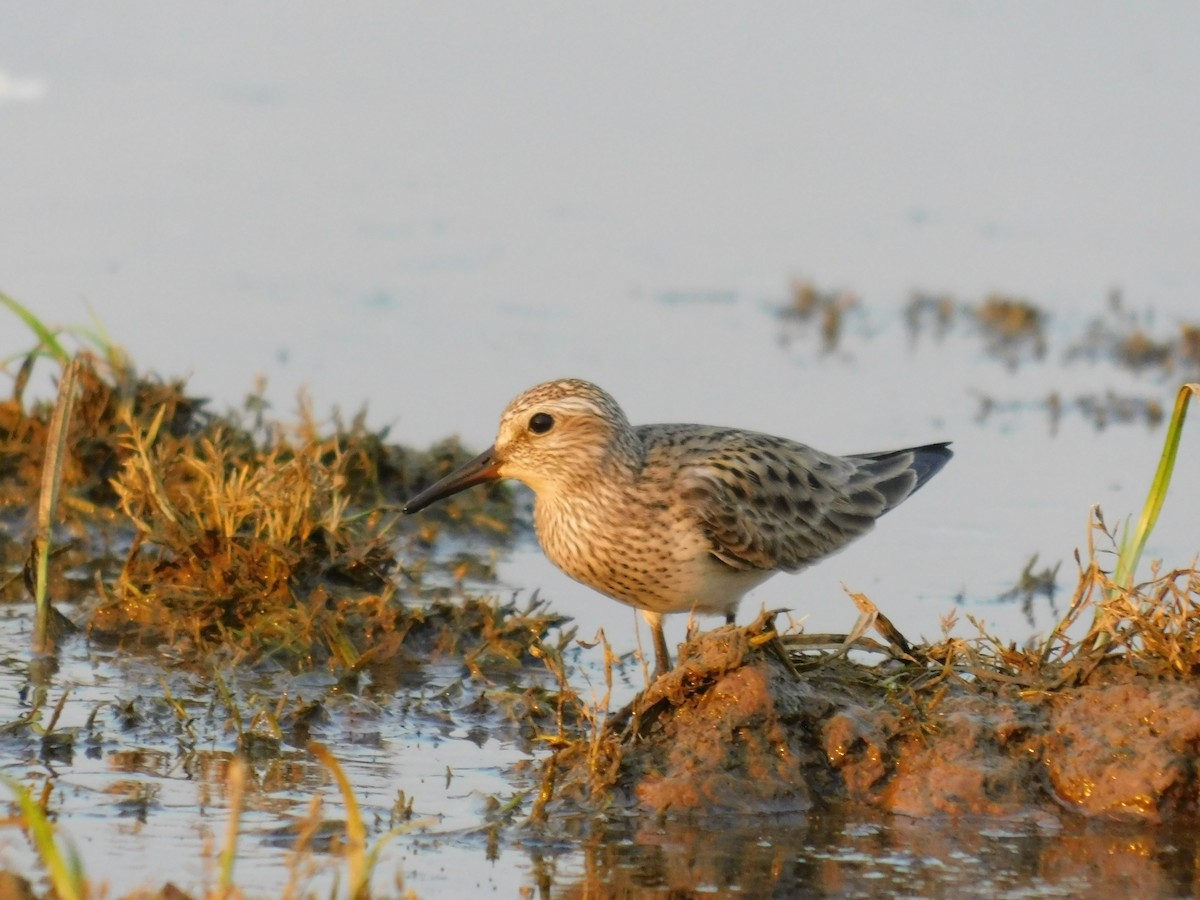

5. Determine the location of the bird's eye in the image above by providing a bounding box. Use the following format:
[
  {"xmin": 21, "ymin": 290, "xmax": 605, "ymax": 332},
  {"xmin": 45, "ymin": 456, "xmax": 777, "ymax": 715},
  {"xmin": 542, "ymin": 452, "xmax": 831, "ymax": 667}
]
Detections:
[{"xmin": 529, "ymin": 412, "xmax": 554, "ymax": 434}]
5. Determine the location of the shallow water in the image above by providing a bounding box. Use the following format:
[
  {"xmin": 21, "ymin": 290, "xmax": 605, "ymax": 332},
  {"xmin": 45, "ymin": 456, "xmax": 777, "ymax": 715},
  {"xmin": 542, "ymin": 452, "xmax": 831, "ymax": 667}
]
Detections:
[
  {"xmin": 2, "ymin": 4, "xmax": 1200, "ymax": 896},
  {"xmin": 0, "ymin": 603, "xmax": 545, "ymax": 896},
  {"xmin": 4, "ymin": 608, "xmax": 1200, "ymax": 898}
]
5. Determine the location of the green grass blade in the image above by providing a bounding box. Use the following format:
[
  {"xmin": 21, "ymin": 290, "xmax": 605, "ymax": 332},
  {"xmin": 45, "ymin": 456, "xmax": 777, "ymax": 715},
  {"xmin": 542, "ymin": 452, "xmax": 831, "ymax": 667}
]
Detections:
[
  {"xmin": 0, "ymin": 291, "xmax": 70, "ymax": 363},
  {"xmin": 1112, "ymin": 383, "xmax": 1198, "ymax": 591},
  {"xmin": 2, "ymin": 776, "xmax": 86, "ymax": 900}
]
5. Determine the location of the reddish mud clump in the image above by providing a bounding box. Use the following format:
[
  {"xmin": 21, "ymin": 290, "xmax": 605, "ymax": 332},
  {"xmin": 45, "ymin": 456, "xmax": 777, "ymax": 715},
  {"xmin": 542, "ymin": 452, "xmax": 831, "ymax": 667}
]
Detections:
[
  {"xmin": 552, "ymin": 618, "xmax": 1200, "ymax": 823},
  {"xmin": 1042, "ymin": 674, "xmax": 1200, "ymax": 821},
  {"xmin": 827, "ymin": 695, "xmax": 1048, "ymax": 818},
  {"xmin": 626, "ymin": 632, "xmax": 825, "ymax": 813}
]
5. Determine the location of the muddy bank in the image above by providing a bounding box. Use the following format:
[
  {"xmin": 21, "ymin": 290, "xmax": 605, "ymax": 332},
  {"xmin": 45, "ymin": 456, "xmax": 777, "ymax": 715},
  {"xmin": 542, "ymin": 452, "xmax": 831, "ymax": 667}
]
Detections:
[{"xmin": 548, "ymin": 613, "xmax": 1200, "ymax": 823}]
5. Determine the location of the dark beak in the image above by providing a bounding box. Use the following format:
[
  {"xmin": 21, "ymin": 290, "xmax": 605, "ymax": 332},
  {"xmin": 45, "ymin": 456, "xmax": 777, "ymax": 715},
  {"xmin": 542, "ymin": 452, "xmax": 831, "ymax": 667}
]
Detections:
[{"xmin": 403, "ymin": 446, "xmax": 502, "ymax": 514}]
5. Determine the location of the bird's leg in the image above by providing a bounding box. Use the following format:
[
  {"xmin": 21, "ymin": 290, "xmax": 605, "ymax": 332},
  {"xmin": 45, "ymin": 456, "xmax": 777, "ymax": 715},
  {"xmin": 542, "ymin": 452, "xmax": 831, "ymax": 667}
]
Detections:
[
  {"xmin": 725, "ymin": 612, "xmax": 736, "ymax": 625},
  {"xmin": 642, "ymin": 610, "xmax": 671, "ymax": 678}
]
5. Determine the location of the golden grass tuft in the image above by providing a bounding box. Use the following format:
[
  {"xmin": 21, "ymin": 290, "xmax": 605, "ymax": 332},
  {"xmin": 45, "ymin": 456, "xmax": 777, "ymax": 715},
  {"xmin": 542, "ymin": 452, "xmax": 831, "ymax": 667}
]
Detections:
[
  {"xmin": 94, "ymin": 402, "xmax": 394, "ymax": 661},
  {"xmin": 0, "ymin": 344, "xmax": 549, "ymax": 672}
]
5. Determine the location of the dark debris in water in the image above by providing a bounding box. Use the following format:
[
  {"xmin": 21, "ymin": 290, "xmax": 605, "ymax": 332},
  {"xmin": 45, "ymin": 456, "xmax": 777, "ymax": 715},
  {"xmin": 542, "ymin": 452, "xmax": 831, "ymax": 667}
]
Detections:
[
  {"xmin": 777, "ymin": 278, "xmax": 861, "ymax": 356},
  {"xmin": 963, "ymin": 553, "xmax": 1061, "ymax": 629},
  {"xmin": 776, "ymin": 280, "xmax": 1198, "ymax": 433},
  {"xmin": 973, "ymin": 387, "xmax": 1167, "ymax": 434},
  {"xmin": 903, "ymin": 287, "xmax": 1200, "ymax": 381}
]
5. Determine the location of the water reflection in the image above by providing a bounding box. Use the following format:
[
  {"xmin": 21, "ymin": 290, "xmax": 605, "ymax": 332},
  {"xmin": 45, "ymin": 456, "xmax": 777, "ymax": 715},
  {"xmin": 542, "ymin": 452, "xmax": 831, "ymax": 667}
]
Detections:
[{"xmin": 532, "ymin": 811, "xmax": 1199, "ymax": 898}]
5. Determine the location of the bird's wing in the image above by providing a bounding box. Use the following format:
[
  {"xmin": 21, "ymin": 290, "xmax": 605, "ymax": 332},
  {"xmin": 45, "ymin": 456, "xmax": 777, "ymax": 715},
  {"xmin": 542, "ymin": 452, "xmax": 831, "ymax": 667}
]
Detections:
[{"xmin": 663, "ymin": 431, "xmax": 931, "ymax": 572}]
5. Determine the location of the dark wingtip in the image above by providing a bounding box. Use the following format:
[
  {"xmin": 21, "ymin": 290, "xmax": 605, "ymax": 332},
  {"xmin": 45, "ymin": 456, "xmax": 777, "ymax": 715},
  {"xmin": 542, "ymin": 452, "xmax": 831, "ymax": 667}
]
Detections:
[
  {"xmin": 908, "ymin": 441, "xmax": 953, "ymax": 490},
  {"xmin": 846, "ymin": 441, "xmax": 952, "ymax": 515}
]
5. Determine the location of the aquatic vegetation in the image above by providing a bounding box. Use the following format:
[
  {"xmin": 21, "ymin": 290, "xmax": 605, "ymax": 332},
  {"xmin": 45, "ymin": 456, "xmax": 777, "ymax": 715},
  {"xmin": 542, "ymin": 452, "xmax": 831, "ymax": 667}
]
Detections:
[
  {"xmin": 2, "ymin": 775, "xmax": 86, "ymax": 900},
  {"xmin": 778, "ymin": 278, "xmax": 859, "ymax": 354},
  {"xmin": 308, "ymin": 743, "xmax": 426, "ymax": 900},
  {"xmin": 100, "ymin": 400, "xmax": 398, "ymax": 665},
  {"xmin": 780, "ymin": 285, "xmax": 1199, "ymax": 434},
  {"xmin": 1111, "ymin": 382, "xmax": 1199, "ymax": 594},
  {"xmin": 990, "ymin": 553, "xmax": 1060, "ymax": 627},
  {"xmin": 973, "ymin": 294, "xmax": 1048, "ymax": 366},
  {"xmin": 1067, "ymin": 291, "xmax": 1200, "ymax": 379},
  {"xmin": 903, "ymin": 287, "xmax": 1199, "ymax": 382},
  {"xmin": 0, "ymin": 320, "xmax": 536, "ymax": 670},
  {"xmin": 903, "ymin": 289, "xmax": 1049, "ymax": 365}
]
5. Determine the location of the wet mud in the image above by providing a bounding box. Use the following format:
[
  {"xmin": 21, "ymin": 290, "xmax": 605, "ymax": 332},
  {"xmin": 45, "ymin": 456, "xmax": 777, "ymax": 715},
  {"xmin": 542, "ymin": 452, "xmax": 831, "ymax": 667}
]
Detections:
[{"xmin": 550, "ymin": 615, "xmax": 1200, "ymax": 824}]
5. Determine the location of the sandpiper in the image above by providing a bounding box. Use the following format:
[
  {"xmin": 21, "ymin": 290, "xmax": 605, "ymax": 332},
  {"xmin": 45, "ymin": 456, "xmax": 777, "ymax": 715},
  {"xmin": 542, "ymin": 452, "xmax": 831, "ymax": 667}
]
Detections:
[{"xmin": 404, "ymin": 379, "xmax": 951, "ymax": 677}]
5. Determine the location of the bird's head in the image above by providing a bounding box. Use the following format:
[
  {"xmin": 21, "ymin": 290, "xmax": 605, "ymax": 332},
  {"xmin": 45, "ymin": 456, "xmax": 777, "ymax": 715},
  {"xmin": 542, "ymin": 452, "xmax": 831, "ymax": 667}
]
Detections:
[{"xmin": 403, "ymin": 379, "xmax": 636, "ymax": 513}]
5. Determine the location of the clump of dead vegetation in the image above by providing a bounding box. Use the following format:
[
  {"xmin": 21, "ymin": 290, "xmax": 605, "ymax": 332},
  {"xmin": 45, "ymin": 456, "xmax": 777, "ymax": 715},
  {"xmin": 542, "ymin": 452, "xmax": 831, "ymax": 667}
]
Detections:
[
  {"xmin": 0, "ymin": 322, "xmax": 556, "ymax": 671},
  {"xmin": 96, "ymin": 400, "xmax": 404, "ymax": 665},
  {"xmin": 777, "ymin": 281, "xmax": 1197, "ymax": 434},
  {"xmin": 902, "ymin": 288, "xmax": 1200, "ymax": 380},
  {"xmin": 919, "ymin": 291, "xmax": 1049, "ymax": 368},
  {"xmin": 778, "ymin": 278, "xmax": 860, "ymax": 354}
]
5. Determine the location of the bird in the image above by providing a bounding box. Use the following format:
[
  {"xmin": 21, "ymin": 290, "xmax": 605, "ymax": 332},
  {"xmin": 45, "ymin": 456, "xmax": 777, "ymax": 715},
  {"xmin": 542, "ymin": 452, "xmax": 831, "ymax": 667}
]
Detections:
[{"xmin": 403, "ymin": 378, "xmax": 951, "ymax": 678}]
